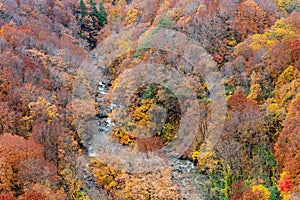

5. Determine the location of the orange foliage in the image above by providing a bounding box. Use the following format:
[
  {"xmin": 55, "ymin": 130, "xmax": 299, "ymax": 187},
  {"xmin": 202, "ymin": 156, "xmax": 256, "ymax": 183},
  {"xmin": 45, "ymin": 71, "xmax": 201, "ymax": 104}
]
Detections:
[
  {"xmin": 0, "ymin": 0, "xmax": 299, "ymax": 199},
  {"xmin": 242, "ymin": 187, "xmax": 267, "ymax": 200},
  {"xmin": 231, "ymin": 0, "xmax": 268, "ymax": 42},
  {"xmin": 275, "ymin": 93, "xmax": 300, "ymax": 191},
  {"xmin": 0, "ymin": 25, "xmax": 36, "ymax": 48},
  {"xmin": 0, "ymin": 134, "xmax": 56, "ymax": 194}
]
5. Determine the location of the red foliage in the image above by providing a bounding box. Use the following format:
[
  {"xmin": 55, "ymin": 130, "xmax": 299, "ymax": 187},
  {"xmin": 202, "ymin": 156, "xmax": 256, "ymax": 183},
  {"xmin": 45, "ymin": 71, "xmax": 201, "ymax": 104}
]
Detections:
[
  {"xmin": 279, "ymin": 174, "xmax": 292, "ymax": 192},
  {"xmin": 0, "ymin": 194, "xmax": 16, "ymax": 200},
  {"xmin": 226, "ymin": 91, "xmax": 262, "ymax": 140},
  {"xmin": 23, "ymin": 190, "xmax": 46, "ymax": 200},
  {"xmin": 136, "ymin": 136, "xmax": 163, "ymax": 153},
  {"xmin": 228, "ymin": 91, "xmax": 259, "ymax": 112}
]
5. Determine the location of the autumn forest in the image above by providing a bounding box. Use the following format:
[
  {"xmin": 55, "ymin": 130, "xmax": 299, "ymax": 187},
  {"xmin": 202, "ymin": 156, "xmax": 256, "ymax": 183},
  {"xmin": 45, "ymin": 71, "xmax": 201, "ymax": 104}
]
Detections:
[{"xmin": 0, "ymin": 0, "xmax": 299, "ymax": 199}]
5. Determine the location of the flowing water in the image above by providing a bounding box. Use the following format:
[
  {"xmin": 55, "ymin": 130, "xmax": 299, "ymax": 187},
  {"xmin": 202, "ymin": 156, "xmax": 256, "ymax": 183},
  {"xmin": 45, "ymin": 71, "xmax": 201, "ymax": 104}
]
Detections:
[{"xmin": 89, "ymin": 77, "xmax": 210, "ymax": 199}]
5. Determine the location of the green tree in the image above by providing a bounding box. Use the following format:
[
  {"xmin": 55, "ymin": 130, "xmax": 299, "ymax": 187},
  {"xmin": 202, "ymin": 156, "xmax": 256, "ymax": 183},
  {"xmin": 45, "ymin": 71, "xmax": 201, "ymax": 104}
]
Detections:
[
  {"xmin": 89, "ymin": 1, "xmax": 107, "ymax": 28},
  {"xmin": 90, "ymin": 0, "xmax": 99, "ymax": 19},
  {"xmin": 98, "ymin": 2, "xmax": 108, "ymax": 27},
  {"xmin": 156, "ymin": 17, "xmax": 174, "ymax": 29},
  {"xmin": 79, "ymin": 0, "xmax": 87, "ymax": 18}
]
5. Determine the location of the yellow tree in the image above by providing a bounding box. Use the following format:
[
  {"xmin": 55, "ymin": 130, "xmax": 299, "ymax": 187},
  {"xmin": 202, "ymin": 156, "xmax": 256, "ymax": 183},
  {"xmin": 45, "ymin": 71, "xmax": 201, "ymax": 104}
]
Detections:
[{"xmin": 27, "ymin": 96, "xmax": 59, "ymax": 124}]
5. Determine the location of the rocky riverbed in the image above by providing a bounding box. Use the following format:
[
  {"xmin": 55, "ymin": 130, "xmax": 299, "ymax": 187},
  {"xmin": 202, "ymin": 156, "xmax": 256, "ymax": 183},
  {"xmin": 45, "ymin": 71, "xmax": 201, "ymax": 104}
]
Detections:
[{"xmin": 88, "ymin": 73, "xmax": 210, "ymax": 199}]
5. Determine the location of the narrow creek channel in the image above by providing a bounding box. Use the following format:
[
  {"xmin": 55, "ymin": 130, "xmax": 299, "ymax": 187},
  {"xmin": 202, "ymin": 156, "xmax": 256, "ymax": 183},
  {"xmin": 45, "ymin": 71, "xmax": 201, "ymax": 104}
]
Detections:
[{"xmin": 88, "ymin": 71, "xmax": 210, "ymax": 199}]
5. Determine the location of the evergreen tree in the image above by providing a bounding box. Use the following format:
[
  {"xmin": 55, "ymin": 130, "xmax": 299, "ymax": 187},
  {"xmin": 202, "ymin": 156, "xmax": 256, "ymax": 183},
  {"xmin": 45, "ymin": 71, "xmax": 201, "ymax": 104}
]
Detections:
[
  {"xmin": 98, "ymin": 2, "xmax": 108, "ymax": 27},
  {"xmin": 90, "ymin": 0, "xmax": 100, "ymax": 26},
  {"xmin": 90, "ymin": 0, "xmax": 98, "ymax": 17},
  {"xmin": 89, "ymin": 0, "xmax": 96, "ymax": 7},
  {"xmin": 79, "ymin": 0, "xmax": 87, "ymax": 18},
  {"xmin": 78, "ymin": 0, "xmax": 108, "ymax": 50}
]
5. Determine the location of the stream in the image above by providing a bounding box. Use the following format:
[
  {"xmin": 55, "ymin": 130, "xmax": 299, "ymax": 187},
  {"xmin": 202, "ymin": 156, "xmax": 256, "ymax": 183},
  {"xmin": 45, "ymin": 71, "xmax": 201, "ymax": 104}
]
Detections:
[{"xmin": 88, "ymin": 75, "xmax": 210, "ymax": 199}]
